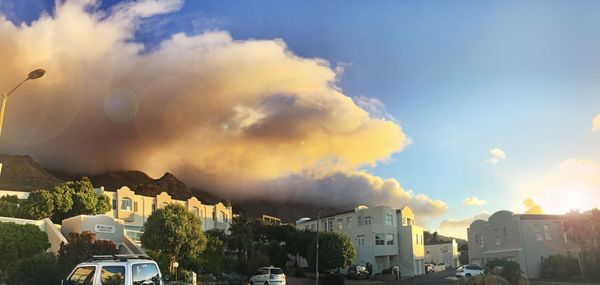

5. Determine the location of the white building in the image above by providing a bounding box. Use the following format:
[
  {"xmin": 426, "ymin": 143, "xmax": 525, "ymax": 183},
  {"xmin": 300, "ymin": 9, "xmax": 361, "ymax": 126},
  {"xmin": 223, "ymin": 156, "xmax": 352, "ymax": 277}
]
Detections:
[
  {"xmin": 468, "ymin": 210, "xmax": 579, "ymax": 278},
  {"xmin": 0, "ymin": 187, "xmax": 234, "ymax": 243},
  {"xmin": 101, "ymin": 186, "xmax": 233, "ymax": 241},
  {"xmin": 424, "ymin": 239, "xmax": 459, "ymax": 267},
  {"xmin": 296, "ymin": 205, "xmax": 425, "ymax": 277}
]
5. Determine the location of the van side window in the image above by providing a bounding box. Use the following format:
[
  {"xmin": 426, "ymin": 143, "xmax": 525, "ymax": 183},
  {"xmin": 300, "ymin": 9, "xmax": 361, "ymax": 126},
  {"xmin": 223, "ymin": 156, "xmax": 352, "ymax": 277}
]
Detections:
[
  {"xmin": 68, "ymin": 266, "xmax": 96, "ymax": 285},
  {"xmin": 133, "ymin": 263, "xmax": 160, "ymax": 285},
  {"xmin": 101, "ymin": 266, "xmax": 125, "ymax": 285}
]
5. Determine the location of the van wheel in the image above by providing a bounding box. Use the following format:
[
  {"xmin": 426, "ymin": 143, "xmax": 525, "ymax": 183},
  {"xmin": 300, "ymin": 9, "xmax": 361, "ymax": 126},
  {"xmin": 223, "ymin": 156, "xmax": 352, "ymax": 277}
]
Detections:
[{"xmin": 465, "ymin": 273, "xmax": 472, "ymax": 278}]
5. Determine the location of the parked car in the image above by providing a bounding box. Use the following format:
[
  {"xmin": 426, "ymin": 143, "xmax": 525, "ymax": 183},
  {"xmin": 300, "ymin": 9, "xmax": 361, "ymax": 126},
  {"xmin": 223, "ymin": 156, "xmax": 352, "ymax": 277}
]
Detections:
[
  {"xmin": 250, "ymin": 266, "xmax": 286, "ymax": 285},
  {"xmin": 425, "ymin": 263, "xmax": 435, "ymax": 273},
  {"xmin": 347, "ymin": 264, "xmax": 369, "ymax": 280},
  {"xmin": 62, "ymin": 254, "xmax": 163, "ymax": 285},
  {"xmin": 456, "ymin": 264, "xmax": 484, "ymax": 278}
]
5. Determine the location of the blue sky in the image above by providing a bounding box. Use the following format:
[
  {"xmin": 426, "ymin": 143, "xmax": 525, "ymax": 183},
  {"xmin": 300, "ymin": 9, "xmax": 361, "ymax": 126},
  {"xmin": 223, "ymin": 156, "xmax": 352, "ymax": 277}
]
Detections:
[{"xmin": 2, "ymin": 0, "xmax": 600, "ymax": 237}]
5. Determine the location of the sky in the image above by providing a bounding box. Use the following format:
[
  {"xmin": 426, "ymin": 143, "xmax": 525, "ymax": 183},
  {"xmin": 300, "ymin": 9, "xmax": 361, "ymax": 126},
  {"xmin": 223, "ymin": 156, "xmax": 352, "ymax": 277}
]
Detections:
[{"xmin": 1, "ymin": 0, "xmax": 599, "ymax": 238}]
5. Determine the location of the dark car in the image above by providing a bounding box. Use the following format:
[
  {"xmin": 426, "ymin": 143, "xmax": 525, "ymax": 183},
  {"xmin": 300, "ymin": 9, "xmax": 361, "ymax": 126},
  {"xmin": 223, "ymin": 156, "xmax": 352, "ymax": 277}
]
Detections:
[{"xmin": 347, "ymin": 264, "xmax": 369, "ymax": 280}]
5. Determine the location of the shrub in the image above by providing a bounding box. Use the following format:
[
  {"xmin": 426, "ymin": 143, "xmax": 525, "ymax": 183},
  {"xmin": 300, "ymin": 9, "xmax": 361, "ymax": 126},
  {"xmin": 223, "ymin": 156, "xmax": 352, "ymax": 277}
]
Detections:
[
  {"xmin": 0, "ymin": 222, "xmax": 50, "ymax": 282},
  {"xmin": 58, "ymin": 231, "xmax": 117, "ymax": 277},
  {"xmin": 541, "ymin": 254, "xmax": 579, "ymax": 279},
  {"xmin": 7, "ymin": 252, "xmax": 60, "ymax": 285},
  {"xmin": 501, "ymin": 261, "xmax": 521, "ymax": 284},
  {"xmin": 320, "ymin": 273, "xmax": 345, "ymax": 285}
]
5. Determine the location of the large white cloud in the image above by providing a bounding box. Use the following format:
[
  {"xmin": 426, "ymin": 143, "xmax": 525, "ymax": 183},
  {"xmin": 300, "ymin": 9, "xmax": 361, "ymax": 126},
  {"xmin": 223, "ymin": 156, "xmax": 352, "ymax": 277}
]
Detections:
[{"xmin": 0, "ymin": 0, "xmax": 447, "ymax": 218}]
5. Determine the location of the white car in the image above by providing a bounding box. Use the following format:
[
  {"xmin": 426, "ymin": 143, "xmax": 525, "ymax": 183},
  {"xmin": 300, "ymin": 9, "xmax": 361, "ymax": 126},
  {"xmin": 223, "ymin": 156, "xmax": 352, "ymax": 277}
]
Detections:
[
  {"xmin": 62, "ymin": 255, "xmax": 163, "ymax": 285},
  {"xmin": 250, "ymin": 266, "xmax": 286, "ymax": 285},
  {"xmin": 456, "ymin": 264, "xmax": 483, "ymax": 278}
]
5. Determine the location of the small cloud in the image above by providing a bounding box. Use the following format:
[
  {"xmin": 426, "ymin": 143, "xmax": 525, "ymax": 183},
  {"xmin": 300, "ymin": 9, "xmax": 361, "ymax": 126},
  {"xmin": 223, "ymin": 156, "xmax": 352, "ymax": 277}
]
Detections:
[
  {"xmin": 487, "ymin": 148, "xmax": 506, "ymax": 165},
  {"xmin": 593, "ymin": 114, "xmax": 600, "ymax": 131},
  {"xmin": 353, "ymin": 96, "xmax": 398, "ymax": 122},
  {"xmin": 463, "ymin": 196, "xmax": 487, "ymax": 206}
]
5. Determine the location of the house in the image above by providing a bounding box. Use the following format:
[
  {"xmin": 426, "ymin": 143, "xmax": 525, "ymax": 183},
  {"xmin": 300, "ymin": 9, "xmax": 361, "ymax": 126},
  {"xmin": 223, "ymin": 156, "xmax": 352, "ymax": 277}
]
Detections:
[
  {"xmin": 296, "ymin": 205, "xmax": 425, "ymax": 277},
  {"xmin": 424, "ymin": 239, "xmax": 459, "ymax": 267},
  {"xmin": 468, "ymin": 210, "xmax": 579, "ymax": 278}
]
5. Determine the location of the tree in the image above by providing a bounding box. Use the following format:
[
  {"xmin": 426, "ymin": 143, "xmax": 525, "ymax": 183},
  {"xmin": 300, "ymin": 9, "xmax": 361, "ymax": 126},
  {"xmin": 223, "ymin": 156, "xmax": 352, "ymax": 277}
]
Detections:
[
  {"xmin": 51, "ymin": 177, "xmax": 110, "ymax": 222},
  {"xmin": 141, "ymin": 204, "xmax": 207, "ymax": 274},
  {"xmin": 200, "ymin": 231, "xmax": 226, "ymax": 276},
  {"xmin": 0, "ymin": 222, "xmax": 50, "ymax": 282},
  {"xmin": 58, "ymin": 231, "xmax": 117, "ymax": 276},
  {"xmin": 7, "ymin": 253, "xmax": 60, "ymax": 285},
  {"xmin": 0, "ymin": 194, "xmax": 22, "ymax": 218},
  {"xmin": 305, "ymin": 232, "xmax": 357, "ymax": 272},
  {"xmin": 21, "ymin": 190, "xmax": 54, "ymax": 220},
  {"xmin": 228, "ymin": 216, "xmax": 255, "ymax": 263}
]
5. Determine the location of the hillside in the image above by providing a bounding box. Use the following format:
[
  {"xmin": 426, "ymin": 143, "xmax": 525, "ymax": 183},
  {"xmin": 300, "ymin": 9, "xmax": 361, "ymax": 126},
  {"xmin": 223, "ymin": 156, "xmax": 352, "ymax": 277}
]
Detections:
[
  {"xmin": 0, "ymin": 154, "xmax": 63, "ymax": 191},
  {"xmin": 424, "ymin": 230, "xmax": 468, "ymax": 246}
]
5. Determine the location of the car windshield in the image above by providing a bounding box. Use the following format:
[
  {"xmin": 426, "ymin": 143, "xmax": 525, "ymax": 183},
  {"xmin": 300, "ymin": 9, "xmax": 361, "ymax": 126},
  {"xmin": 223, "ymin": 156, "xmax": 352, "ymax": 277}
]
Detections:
[{"xmin": 270, "ymin": 268, "xmax": 283, "ymax": 275}]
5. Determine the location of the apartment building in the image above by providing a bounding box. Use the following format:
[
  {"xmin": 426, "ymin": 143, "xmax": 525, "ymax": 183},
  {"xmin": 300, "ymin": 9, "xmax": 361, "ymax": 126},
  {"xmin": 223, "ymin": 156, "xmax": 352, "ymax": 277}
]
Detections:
[
  {"xmin": 296, "ymin": 205, "xmax": 425, "ymax": 277},
  {"xmin": 468, "ymin": 210, "xmax": 578, "ymax": 278},
  {"xmin": 424, "ymin": 239, "xmax": 459, "ymax": 267},
  {"xmin": 102, "ymin": 186, "xmax": 233, "ymax": 241}
]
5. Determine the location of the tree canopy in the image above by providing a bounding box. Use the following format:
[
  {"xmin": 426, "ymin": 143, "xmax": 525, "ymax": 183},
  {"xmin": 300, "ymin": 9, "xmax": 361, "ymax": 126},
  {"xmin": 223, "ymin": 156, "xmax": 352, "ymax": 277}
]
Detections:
[
  {"xmin": 58, "ymin": 231, "xmax": 117, "ymax": 277},
  {"xmin": 0, "ymin": 222, "xmax": 50, "ymax": 282},
  {"xmin": 141, "ymin": 203, "xmax": 207, "ymax": 273}
]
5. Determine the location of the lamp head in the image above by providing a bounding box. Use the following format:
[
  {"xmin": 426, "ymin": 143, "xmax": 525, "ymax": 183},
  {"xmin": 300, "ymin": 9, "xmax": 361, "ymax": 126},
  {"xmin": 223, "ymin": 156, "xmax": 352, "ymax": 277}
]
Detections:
[{"xmin": 27, "ymin": 69, "xmax": 46, "ymax": 80}]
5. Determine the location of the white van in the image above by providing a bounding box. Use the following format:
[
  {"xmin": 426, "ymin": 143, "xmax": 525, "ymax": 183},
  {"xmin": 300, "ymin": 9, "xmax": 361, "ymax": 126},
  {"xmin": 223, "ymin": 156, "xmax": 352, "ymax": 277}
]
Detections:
[{"xmin": 62, "ymin": 255, "xmax": 164, "ymax": 285}]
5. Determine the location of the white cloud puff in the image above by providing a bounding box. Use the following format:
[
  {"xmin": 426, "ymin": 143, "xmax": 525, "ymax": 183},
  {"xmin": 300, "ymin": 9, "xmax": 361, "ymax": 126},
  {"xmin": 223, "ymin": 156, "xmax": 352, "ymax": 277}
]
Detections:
[
  {"xmin": 463, "ymin": 196, "xmax": 487, "ymax": 206},
  {"xmin": 487, "ymin": 148, "xmax": 506, "ymax": 165},
  {"xmin": 593, "ymin": 113, "xmax": 600, "ymax": 131}
]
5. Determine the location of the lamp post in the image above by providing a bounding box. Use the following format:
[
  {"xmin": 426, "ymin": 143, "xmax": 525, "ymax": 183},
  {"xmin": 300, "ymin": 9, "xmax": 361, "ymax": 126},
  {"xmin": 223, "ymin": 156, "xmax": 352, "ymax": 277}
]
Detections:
[
  {"xmin": 0, "ymin": 69, "xmax": 45, "ymax": 175},
  {"xmin": 173, "ymin": 261, "xmax": 179, "ymax": 282},
  {"xmin": 315, "ymin": 206, "xmax": 323, "ymax": 285},
  {"xmin": 0, "ymin": 69, "xmax": 46, "ymax": 136}
]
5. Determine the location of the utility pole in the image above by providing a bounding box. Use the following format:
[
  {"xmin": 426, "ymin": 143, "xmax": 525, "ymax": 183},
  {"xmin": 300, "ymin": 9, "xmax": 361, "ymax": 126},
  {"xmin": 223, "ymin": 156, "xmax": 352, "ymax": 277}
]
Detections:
[{"xmin": 315, "ymin": 206, "xmax": 323, "ymax": 285}]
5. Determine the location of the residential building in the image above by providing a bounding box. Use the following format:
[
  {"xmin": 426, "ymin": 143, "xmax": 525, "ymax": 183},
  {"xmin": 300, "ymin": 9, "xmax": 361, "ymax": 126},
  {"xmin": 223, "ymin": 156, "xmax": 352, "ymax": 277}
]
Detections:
[
  {"xmin": 102, "ymin": 186, "xmax": 233, "ymax": 241},
  {"xmin": 261, "ymin": 214, "xmax": 282, "ymax": 225},
  {"xmin": 424, "ymin": 239, "xmax": 459, "ymax": 267},
  {"xmin": 0, "ymin": 187, "xmax": 234, "ymax": 242},
  {"xmin": 296, "ymin": 205, "xmax": 425, "ymax": 277},
  {"xmin": 468, "ymin": 210, "xmax": 578, "ymax": 278}
]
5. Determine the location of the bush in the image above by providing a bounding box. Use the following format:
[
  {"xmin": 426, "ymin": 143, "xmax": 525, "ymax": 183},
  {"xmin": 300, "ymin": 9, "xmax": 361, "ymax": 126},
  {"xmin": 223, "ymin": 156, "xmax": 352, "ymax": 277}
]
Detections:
[
  {"xmin": 320, "ymin": 273, "xmax": 345, "ymax": 285},
  {"xmin": 501, "ymin": 261, "xmax": 521, "ymax": 284},
  {"xmin": 541, "ymin": 254, "xmax": 580, "ymax": 279},
  {"xmin": 0, "ymin": 222, "xmax": 50, "ymax": 282},
  {"xmin": 58, "ymin": 231, "xmax": 117, "ymax": 277},
  {"xmin": 7, "ymin": 253, "xmax": 60, "ymax": 285}
]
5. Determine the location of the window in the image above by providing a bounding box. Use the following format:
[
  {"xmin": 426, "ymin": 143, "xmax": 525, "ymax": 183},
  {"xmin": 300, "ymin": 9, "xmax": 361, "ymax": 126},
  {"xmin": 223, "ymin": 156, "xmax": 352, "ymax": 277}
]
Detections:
[
  {"xmin": 347, "ymin": 217, "xmax": 353, "ymax": 229},
  {"xmin": 151, "ymin": 203, "xmax": 156, "ymax": 212},
  {"xmin": 475, "ymin": 234, "xmax": 480, "ymax": 244},
  {"xmin": 328, "ymin": 219, "xmax": 334, "ymax": 232},
  {"xmin": 112, "ymin": 200, "xmax": 117, "ymax": 210},
  {"xmin": 132, "ymin": 263, "xmax": 160, "ymax": 285},
  {"xmin": 480, "ymin": 235, "xmax": 485, "ymax": 247},
  {"xmin": 426, "ymin": 248, "xmax": 430, "ymax": 254},
  {"xmin": 67, "ymin": 266, "xmax": 96, "ymax": 285},
  {"xmin": 221, "ymin": 211, "xmax": 228, "ymax": 223},
  {"xmin": 442, "ymin": 246, "xmax": 448, "ymax": 253},
  {"xmin": 101, "ymin": 266, "xmax": 125, "ymax": 285},
  {"xmin": 495, "ymin": 229, "xmax": 501, "ymax": 245},
  {"xmin": 270, "ymin": 268, "xmax": 284, "ymax": 275},
  {"xmin": 192, "ymin": 207, "xmax": 199, "ymax": 217},
  {"xmin": 357, "ymin": 235, "xmax": 365, "ymax": 246},
  {"xmin": 402, "ymin": 217, "xmax": 407, "ymax": 225},
  {"xmin": 386, "ymin": 234, "xmax": 394, "ymax": 245},
  {"xmin": 134, "ymin": 202, "xmax": 138, "ymax": 212},
  {"xmin": 322, "ymin": 220, "xmax": 327, "ymax": 231},
  {"xmin": 535, "ymin": 225, "xmax": 544, "ymax": 241},
  {"xmin": 120, "ymin": 198, "xmax": 132, "ymax": 211},
  {"xmin": 385, "ymin": 214, "xmax": 394, "ymax": 226},
  {"xmin": 375, "ymin": 234, "xmax": 385, "ymax": 245},
  {"xmin": 503, "ymin": 227, "xmax": 507, "ymax": 237},
  {"xmin": 358, "ymin": 216, "xmax": 363, "ymax": 225},
  {"xmin": 407, "ymin": 218, "xmax": 413, "ymax": 225},
  {"xmin": 365, "ymin": 217, "xmax": 373, "ymax": 225},
  {"xmin": 337, "ymin": 219, "xmax": 343, "ymax": 230},
  {"xmin": 544, "ymin": 224, "xmax": 551, "ymax": 240}
]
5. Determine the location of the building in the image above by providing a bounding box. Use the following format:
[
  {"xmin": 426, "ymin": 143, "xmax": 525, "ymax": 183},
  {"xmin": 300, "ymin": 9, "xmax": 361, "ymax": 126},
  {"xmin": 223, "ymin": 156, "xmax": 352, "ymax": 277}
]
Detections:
[
  {"xmin": 424, "ymin": 239, "xmax": 459, "ymax": 267},
  {"xmin": 101, "ymin": 186, "xmax": 233, "ymax": 241},
  {"xmin": 296, "ymin": 205, "xmax": 425, "ymax": 277},
  {"xmin": 261, "ymin": 214, "xmax": 282, "ymax": 225},
  {"xmin": 0, "ymin": 187, "xmax": 234, "ymax": 243},
  {"xmin": 467, "ymin": 210, "xmax": 579, "ymax": 278}
]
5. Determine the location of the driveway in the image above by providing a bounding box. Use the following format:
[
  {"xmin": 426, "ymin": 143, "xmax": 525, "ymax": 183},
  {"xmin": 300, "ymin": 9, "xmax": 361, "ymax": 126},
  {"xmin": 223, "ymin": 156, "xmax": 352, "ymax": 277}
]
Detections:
[{"xmin": 392, "ymin": 270, "xmax": 456, "ymax": 284}]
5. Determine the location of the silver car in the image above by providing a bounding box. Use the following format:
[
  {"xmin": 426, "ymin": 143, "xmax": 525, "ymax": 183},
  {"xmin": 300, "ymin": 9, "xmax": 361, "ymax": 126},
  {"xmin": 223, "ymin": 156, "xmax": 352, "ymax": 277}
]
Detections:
[{"xmin": 249, "ymin": 266, "xmax": 286, "ymax": 285}]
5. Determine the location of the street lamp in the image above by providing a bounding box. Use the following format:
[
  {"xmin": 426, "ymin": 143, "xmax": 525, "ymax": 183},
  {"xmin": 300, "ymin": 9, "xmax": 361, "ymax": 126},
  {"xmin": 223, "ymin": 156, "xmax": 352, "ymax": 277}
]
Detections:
[
  {"xmin": 315, "ymin": 206, "xmax": 323, "ymax": 285},
  {"xmin": 173, "ymin": 261, "xmax": 179, "ymax": 282},
  {"xmin": 0, "ymin": 69, "xmax": 46, "ymax": 136}
]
